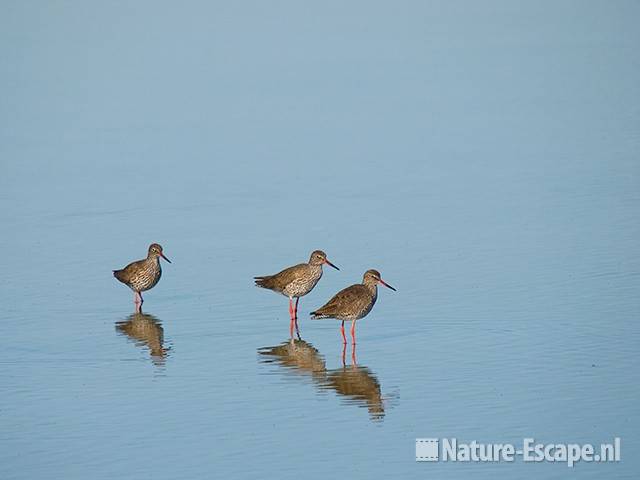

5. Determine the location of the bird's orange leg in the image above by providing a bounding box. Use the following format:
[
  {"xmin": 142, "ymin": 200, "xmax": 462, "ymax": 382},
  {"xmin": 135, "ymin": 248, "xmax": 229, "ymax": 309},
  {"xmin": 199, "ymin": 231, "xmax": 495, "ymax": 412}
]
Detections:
[
  {"xmin": 294, "ymin": 297, "xmax": 300, "ymax": 327},
  {"xmin": 293, "ymin": 299, "xmax": 301, "ymax": 340},
  {"xmin": 288, "ymin": 298, "xmax": 295, "ymax": 338},
  {"xmin": 133, "ymin": 292, "xmax": 143, "ymax": 313},
  {"xmin": 350, "ymin": 320, "xmax": 357, "ymax": 345},
  {"xmin": 292, "ymin": 297, "xmax": 301, "ymax": 339},
  {"xmin": 340, "ymin": 320, "xmax": 347, "ymax": 344}
]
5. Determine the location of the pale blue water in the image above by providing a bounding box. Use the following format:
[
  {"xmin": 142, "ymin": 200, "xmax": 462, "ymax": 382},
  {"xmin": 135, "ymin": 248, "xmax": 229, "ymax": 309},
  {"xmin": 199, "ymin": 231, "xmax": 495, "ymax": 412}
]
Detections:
[{"xmin": 1, "ymin": 1, "xmax": 639, "ymax": 478}]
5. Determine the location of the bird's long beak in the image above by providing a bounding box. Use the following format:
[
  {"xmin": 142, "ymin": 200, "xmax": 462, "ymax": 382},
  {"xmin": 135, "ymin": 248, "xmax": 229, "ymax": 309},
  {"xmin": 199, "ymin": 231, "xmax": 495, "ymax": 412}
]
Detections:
[
  {"xmin": 161, "ymin": 253, "xmax": 171, "ymax": 263},
  {"xmin": 379, "ymin": 278, "xmax": 396, "ymax": 291},
  {"xmin": 324, "ymin": 259, "xmax": 339, "ymax": 270}
]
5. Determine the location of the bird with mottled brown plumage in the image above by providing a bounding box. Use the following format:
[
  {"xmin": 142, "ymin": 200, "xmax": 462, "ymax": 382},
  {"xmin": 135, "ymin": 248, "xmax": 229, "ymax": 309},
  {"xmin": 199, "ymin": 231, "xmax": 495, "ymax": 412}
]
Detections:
[
  {"xmin": 310, "ymin": 269, "xmax": 396, "ymax": 344},
  {"xmin": 254, "ymin": 250, "xmax": 339, "ymax": 338},
  {"xmin": 113, "ymin": 243, "xmax": 171, "ymax": 309}
]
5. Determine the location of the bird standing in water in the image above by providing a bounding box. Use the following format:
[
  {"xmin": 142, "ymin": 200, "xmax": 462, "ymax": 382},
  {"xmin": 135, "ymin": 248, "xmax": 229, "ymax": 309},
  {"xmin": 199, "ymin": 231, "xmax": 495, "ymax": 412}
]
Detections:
[
  {"xmin": 310, "ymin": 269, "xmax": 396, "ymax": 344},
  {"xmin": 113, "ymin": 243, "xmax": 171, "ymax": 310},
  {"xmin": 254, "ymin": 250, "xmax": 339, "ymax": 338}
]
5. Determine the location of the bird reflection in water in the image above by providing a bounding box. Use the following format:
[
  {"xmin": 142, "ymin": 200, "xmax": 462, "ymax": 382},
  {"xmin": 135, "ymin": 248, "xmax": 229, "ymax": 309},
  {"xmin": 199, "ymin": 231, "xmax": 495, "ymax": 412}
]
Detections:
[
  {"xmin": 258, "ymin": 340, "xmax": 387, "ymax": 421},
  {"xmin": 258, "ymin": 338, "xmax": 326, "ymax": 381},
  {"xmin": 320, "ymin": 344, "xmax": 385, "ymax": 421},
  {"xmin": 116, "ymin": 312, "xmax": 170, "ymax": 366}
]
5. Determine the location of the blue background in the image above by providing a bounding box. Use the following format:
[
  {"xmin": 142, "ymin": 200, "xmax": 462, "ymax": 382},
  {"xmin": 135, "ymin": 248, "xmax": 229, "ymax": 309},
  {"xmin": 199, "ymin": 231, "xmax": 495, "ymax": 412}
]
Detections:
[{"xmin": 1, "ymin": 1, "xmax": 638, "ymax": 478}]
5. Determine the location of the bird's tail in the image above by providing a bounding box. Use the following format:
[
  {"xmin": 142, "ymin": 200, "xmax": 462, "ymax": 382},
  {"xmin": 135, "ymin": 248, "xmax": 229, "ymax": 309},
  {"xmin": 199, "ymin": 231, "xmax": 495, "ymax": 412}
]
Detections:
[
  {"xmin": 310, "ymin": 310, "xmax": 329, "ymax": 320},
  {"xmin": 113, "ymin": 269, "xmax": 124, "ymax": 281},
  {"xmin": 254, "ymin": 275, "xmax": 274, "ymax": 289}
]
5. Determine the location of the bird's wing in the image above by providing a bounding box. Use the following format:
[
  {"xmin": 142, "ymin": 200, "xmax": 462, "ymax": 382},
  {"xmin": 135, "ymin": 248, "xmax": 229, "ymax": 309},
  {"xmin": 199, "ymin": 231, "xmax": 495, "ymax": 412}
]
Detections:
[
  {"xmin": 268, "ymin": 263, "xmax": 308, "ymax": 288},
  {"xmin": 255, "ymin": 263, "xmax": 307, "ymax": 291},
  {"xmin": 314, "ymin": 284, "xmax": 369, "ymax": 316},
  {"xmin": 114, "ymin": 258, "xmax": 145, "ymax": 282}
]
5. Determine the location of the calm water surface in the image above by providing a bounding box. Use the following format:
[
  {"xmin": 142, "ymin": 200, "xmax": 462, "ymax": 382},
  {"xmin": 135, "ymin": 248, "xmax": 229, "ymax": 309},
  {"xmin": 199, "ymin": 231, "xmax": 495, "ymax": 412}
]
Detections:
[{"xmin": 1, "ymin": 1, "xmax": 639, "ymax": 479}]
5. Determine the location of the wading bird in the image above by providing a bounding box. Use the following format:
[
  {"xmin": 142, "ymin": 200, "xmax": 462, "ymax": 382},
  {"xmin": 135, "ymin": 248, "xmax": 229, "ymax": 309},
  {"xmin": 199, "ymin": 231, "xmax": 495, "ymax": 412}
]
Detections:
[
  {"xmin": 113, "ymin": 243, "xmax": 171, "ymax": 310},
  {"xmin": 255, "ymin": 250, "xmax": 339, "ymax": 337},
  {"xmin": 311, "ymin": 269, "xmax": 395, "ymax": 344}
]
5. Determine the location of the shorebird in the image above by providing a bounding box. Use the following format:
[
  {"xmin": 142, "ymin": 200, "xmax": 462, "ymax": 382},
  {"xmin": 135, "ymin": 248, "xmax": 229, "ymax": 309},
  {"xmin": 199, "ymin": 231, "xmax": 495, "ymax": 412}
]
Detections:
[
  {"xmin": 254, "ymin": 250, "xmax": 339, "ymax": 337},
  {"xmin": 113, "ymin": 243, "xmax": 171, "ymax": 310},
  {"xmin": 310, "ymin": 269, "xmax": 395, "ymax": 344}
]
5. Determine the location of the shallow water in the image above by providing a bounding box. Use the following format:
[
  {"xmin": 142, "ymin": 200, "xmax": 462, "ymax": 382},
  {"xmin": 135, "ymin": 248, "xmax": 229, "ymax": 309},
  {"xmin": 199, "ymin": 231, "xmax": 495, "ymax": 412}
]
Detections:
[{"xmin": 1, "ymin": 1, "xmax": 639, "ymax": 478}]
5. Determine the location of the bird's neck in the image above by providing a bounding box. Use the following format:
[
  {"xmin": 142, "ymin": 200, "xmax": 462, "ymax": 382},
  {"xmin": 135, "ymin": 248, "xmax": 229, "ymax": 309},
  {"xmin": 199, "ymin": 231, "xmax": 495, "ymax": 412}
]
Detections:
[{"xmin": 363, "ymin": 282, "xmax": 378, "ymax": 296}]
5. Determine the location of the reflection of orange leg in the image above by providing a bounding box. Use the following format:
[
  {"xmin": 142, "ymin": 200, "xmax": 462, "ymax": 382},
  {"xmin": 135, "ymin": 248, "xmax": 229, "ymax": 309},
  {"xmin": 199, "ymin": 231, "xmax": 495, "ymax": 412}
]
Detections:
[
  {"xmin": 341, "ymin": 343, "xmax": 347, "ymax": 367},
  {"xmin": 340, "ymin": 320, "xmax": 347, "ymax": 344},
  {"xmin": 351, "ymin": 343, "xmax": 357, "ymax": 365},
  {"xmin": 350, "ymin": 320, "xmax": 357, "ymax": 345}
]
